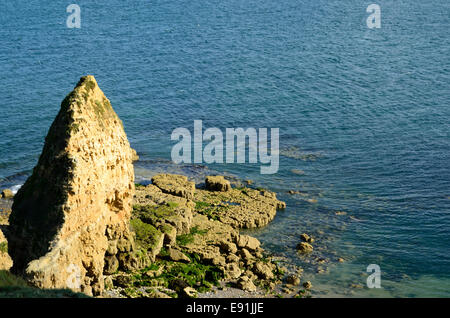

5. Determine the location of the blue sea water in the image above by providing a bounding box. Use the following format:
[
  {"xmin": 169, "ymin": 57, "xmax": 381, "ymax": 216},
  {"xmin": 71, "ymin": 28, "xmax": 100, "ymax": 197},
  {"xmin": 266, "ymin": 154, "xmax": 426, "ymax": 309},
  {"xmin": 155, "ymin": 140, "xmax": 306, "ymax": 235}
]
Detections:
[{"xmin": 0, "ymin": 0, "xmax": 449, "ymax": 297}]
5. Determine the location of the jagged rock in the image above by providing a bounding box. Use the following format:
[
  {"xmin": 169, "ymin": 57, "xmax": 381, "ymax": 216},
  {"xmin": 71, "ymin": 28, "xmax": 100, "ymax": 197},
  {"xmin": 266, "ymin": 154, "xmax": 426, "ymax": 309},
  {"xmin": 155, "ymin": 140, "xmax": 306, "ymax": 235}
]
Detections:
[
  {"xmin": 104, "ymin": 275, "xmax": 114, "ymax": 290},
  {"xmin": 239, "ymin": 248, "xmax": 254, "ymax": 263},
  {"xmin": 226, "ymin": 254, "xmax": 240, "ymax": 264},
  {"xmin": 296, "ymin": 242, "xmax": 313, "ymax": 253},
  {"xmin": 131, "ymin": 149, "xmax": 139, "ymax": 162},
  {"xmin": 205, "ymin": 176, "xmax": 231, "ymax": 192},
  {"xmin": 6, "ymin": 76, "xmax": 136, "ymax": 296},
  {"xmin": 224, "ymin": 263, "xmax": 242, "ymax": 279},
  {"xmin": 160, "ymin": 224, "xmax": 177, "ymax": 246},
  {"xmin": 169, "ymin": 278, "xmax": 189, "ymax": 294},
  {"xmin": 300, "ymin": 233, "xmax": 314, "ymax": 243},
  {"xmin": 286, "ymin": 274, "xmax": 300, "ymax": 286},
  {"xmin": 106, "ymin": 240, "xmax": 118, "ymax": 256},
  {"xmin": 113, "ymin": 274, "xmax": 133, "ymax": 288},
  {"xmin": 182, "ymin": 287, "xmax": 198, "ymax": 298},
  {"xmin": 303, "ymin": 281, "xmax": 312, "ymax": 289},
  {"xmin": 237, "ymin": 235, "xmax": 260, "ymax": 251},
  {"xmin": 253, "ymin": 262, "xmax": 274, "ymax": 280},
  {"xmin": 1, "ymin": 189, "xmax": 13, "ymax": 199},
  {"xmin": 219, "ymin": 241, "xmax": 238, "ymax": 254},
  {"xmin": 151, "ymin": 174, "xmax": 195, "ymax": 200},
  {"xmin": 237, "ymin": 276, "xmax": 257, "ymax": 292},
  {"xmin": 0, "ymin": 229, "xmax": 12, "ymax": 270},
  {"xmin": 104, "ymin": 256, "xmax": 119, "ymax": 275},
  {"xmin": 166, "ymin": 247, "xmax": 190, "ymax": 263}
]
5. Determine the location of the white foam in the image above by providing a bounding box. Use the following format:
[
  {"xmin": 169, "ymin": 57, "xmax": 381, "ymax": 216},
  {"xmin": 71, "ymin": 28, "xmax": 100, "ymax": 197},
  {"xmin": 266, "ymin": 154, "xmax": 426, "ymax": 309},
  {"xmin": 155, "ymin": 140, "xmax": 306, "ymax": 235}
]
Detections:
[{"xmin": 10, "ymin": 184, "xmax": 23, "ymax": 195}]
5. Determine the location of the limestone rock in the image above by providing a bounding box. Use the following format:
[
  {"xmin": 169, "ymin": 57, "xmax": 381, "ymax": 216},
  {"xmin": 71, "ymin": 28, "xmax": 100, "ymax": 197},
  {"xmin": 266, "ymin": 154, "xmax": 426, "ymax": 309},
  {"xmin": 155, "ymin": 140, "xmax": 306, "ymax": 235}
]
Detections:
[
  {"xmin": 151, "ymin": 174, "xmax": 195, "ymax": 200},
  {"xmin": 219, "ymin": 241, "xmax": 238, "ymax": 254},
  {"xmin": 133, "ymin": 185, "xmax": 193, "ymax": 237},
  {"xmin": 166, "ymin": 247, "xmax": 190, "ymax": 263},
  {"xmin": 237, "ymin": 276, "xmax": 257, "ymax": 292},
  {"xmin": 104, "ymin": 256, "xmax": 119, "ymax": 275},
  {"xmin": 239, "ymin": 248, "xmax": 254, "ymax": 263},
  {"xmin": 303, "ymin": 281, "xmax": 312, "ymax": 289},
  {"xmin": 0, "ymin": 229, "xmax": 12, "ymax": 270},
  {"xmin": 130, "ymin": 218, "xmax": 163, "ymax": 262},
  {"xmin": 286, "ymin": 274, "xmax": 300, "ymax": 286},
  {"xmin": 300, "ymin": 233, "xmax": 314, "ymax": 243},
  {"xmin": 194, "ymin": 186, "xmax": 286, "ymax": 229},
  {"xmin": 131, "ymin": 149, "xmax": 139, "ymax": 162},
  {"xmin": 1, "ymin": 189, "xmax": 13, "ymax": 199},
  {"xmin": 182, "ymin": 287, "xmax": 198, "ymax": 298},
  {"xmin": 237, "ymin": 235, "xmax": 260, "ymax": 251},
  {"xmin": 6, "ymin": 76, "xmax": 136, "ymax": 296},
  {"xmin": 296, "ymin": 242, "xmax": 313, "ymax": 253},
  {"xmin": 205, "ymin": 176, "xmax": 231, "ymax": 192},
  {"xmin": 224, "ymin": 263, "xmax": 242, "ymax": 279},
  {"xmin": 253, "ymin": 261, "xmax": 274, "ymax": 280}
]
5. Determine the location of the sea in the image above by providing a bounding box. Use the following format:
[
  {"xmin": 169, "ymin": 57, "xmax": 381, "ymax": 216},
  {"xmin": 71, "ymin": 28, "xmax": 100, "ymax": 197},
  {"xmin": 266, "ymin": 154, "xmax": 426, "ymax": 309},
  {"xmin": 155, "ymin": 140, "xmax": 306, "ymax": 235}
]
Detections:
[{"xmin": 0, "ymin": 0, "xmax": 449, "ymax": 297}]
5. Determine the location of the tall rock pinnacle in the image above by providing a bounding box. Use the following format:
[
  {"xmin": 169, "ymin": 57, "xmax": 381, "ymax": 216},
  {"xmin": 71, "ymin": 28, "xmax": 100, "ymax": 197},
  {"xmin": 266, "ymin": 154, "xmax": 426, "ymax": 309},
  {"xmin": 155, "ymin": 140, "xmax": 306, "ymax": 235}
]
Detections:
[{"xmin": 7, "ymin": 76, "xmax": 136, "ymax": 296}]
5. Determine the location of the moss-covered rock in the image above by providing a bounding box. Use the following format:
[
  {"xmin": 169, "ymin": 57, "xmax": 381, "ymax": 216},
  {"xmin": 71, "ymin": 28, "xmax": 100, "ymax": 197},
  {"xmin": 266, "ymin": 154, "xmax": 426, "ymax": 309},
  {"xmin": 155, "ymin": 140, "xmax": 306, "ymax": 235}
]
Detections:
[{"xmin": 130, "ymin": 219, "xmax": 164, "ymax": 262}]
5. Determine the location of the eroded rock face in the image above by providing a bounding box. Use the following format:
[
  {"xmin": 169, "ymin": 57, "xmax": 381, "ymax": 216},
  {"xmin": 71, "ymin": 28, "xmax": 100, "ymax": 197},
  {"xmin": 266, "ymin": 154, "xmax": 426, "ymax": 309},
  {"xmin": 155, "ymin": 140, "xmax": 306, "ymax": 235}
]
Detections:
[
  {"xmin": 6, "ymin": 76, "xmax": 135, "ymax": 296},
  {"xmin": 0, "ymin": 229, "xmax": 12, "ymax": 271}
]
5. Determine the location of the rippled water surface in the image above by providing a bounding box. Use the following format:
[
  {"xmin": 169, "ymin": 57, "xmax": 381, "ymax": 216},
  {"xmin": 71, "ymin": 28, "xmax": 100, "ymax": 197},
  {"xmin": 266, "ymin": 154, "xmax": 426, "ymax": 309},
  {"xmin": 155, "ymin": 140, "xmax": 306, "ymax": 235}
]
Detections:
[{"xmin": 0, "ymin": 0, "xmax": 449, "ymax": 297}]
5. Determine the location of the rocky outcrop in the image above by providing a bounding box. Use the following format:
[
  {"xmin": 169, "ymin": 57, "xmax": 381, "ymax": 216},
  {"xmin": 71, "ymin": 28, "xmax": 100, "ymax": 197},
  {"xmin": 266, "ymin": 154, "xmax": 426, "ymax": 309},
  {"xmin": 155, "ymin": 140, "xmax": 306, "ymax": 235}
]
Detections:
[
  {"xmin": 205, "ymin": 176, "xmax": 231, "ymax": 192},
  {"xmin": 1, "ymin": 189, "xmax": 13, "ymax": 199},
  {"xmin": 195, "ymin": 182, "xmax": 286, "ymax": 229},
  {"xmin": 6, "ymin": 76, "xmax": 136, "ymax": 296},
  {"xmin": 300, "ymin": 233, "xmax": 314, "ymax": 243},
  {"xmin": 296, "ymin": 242, "xmax": 313, "ymax": 254},
  {"xmin": 131, "ymin": 149, "xmax": 139, "ymax": 162},
  {"xmin": 151, "ymin": 174, "xmax": 195, "ymax": 200},
  {"xmin": 0, "ymin": 229, "xmax": 12, "ymax": 271},
  {"xmin": 102, "ymin": 174, "xmax": 286, "ymax": 298}
]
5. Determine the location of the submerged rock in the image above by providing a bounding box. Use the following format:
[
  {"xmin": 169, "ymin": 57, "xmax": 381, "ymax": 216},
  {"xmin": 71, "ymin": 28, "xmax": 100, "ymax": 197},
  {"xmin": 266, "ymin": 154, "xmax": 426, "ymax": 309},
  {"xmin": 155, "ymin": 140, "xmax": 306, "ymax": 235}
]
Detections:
[
  {"xmin": 6, "ymin": 76, "xmax": 136, "ymax": 296},
  {"xmin": 303, "ymin": 281, "xmax": 312, "ymax": 289},
  {"xmin": 286, "ymin": 274, "xmax": 300, "ymax": 286},
  {"xmin": 296, "ymin": 242, "xmax": 313, "ymax": 254},
  {"xmin": 300, "ymin": 233, "xmax": 314, "ymax": 243}
]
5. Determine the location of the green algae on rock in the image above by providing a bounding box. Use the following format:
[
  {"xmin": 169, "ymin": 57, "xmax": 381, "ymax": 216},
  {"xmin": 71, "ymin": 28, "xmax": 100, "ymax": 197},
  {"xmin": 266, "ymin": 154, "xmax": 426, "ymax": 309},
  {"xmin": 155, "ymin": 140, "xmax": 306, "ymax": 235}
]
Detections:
[
  {"xmin": 194, "ymin": 185, "xmax": 286, "ymax": 229},
  {"xmin": 102, "ymin": 174, "xmax": 287, "ymax": 298}
]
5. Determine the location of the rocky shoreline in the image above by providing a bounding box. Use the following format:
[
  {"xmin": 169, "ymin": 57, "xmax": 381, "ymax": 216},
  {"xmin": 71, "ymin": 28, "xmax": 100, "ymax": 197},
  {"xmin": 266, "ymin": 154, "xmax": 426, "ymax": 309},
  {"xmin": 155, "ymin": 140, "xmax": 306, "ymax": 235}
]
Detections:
[
  {"xmin": 0, "ymin": 75, "xmax": 314, "ymax": 299},
  {"xmin": 1, "ymin": 173, "xmax": 314, "ymax": 299}
]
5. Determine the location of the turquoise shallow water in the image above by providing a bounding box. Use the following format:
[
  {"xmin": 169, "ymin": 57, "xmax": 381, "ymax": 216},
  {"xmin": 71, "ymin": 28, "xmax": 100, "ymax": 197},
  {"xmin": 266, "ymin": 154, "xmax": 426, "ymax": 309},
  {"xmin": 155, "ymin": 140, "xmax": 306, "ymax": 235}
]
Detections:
[{"xmin": 0, "ymin": 1, "xmax": 449, "ymax": 297}]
